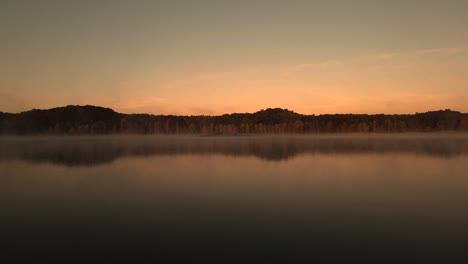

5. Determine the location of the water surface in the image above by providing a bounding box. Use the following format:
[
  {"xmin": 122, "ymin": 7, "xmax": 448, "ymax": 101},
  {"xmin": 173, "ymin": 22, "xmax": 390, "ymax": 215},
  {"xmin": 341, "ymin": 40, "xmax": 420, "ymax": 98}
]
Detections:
[{"xmin": 1, "ymin": 135, "xmax": 468, "ymax": 261}]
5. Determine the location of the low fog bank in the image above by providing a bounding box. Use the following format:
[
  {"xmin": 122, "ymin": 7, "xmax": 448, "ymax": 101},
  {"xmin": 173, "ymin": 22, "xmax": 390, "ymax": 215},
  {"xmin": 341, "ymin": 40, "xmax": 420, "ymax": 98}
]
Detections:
[{"xmin": 1, "ymin": 134, "xmax": 468, "ymax": 166}]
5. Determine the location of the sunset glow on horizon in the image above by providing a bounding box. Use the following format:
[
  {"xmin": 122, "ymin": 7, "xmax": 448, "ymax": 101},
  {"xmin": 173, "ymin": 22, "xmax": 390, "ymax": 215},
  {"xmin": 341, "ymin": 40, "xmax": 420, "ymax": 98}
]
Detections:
[{"xmin": 1, "ymin": 1, "xmax": 468, "ymax": 115}]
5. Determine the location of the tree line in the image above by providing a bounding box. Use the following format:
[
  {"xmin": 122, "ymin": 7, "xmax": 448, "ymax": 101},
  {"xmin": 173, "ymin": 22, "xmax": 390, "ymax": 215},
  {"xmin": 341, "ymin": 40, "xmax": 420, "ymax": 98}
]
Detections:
[{"xmin": 1, "ymin": 105, "xmax": 467, "ymax": 135}]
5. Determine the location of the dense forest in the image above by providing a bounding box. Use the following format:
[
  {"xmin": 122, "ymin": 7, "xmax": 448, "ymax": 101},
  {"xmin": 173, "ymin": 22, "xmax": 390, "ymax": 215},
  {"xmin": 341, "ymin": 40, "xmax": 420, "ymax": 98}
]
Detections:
[{"xmin": 1, "ymin": 105, "xmax": 467, "ymax": 135}]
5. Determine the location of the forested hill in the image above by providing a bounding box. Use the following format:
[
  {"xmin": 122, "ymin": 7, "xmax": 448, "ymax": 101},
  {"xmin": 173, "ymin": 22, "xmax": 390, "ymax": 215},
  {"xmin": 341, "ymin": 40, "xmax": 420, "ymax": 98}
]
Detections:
[{"xmin": 1, "ymin": 105, "xmax": 467, "ymax": 135}]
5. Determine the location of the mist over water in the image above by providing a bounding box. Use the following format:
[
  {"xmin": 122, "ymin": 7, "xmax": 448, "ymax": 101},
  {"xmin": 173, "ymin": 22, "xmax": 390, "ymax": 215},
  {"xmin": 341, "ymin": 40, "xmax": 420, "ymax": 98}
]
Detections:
[
  {"xmin": 1, "ymin": 135, "xmax": 468, "ymax": 261},
  {"xmin": 1, "ymin": 134, "xmax": 468, "ymax": 165}
]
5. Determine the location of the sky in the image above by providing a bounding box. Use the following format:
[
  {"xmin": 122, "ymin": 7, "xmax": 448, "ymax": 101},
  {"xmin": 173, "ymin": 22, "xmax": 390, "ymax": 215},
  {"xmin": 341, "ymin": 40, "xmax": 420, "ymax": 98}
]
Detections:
[{"xmin": 1, "ymin": 0, "xmax": 468, "ymax": 115}]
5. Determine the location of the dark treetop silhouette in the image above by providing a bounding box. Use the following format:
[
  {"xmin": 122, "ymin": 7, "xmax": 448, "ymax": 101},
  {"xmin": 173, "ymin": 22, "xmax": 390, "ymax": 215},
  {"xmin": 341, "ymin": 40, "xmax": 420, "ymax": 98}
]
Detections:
[{"xmin": 1, "ymin": 105, "xmax": 467, "ymax": 135}]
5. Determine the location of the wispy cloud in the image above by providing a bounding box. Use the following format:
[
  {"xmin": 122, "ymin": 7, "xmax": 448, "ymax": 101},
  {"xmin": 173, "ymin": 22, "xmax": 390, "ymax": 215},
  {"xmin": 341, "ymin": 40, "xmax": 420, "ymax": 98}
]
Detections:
[
  {"xmin": 414, "ymin": 46, "xmax": 468, "ymax": 55},
  {"xmin": 357, "ymin": 53, "xmax": 395, "ymax": 62},
  {"xmin": 166, "ymin": 73, "xmax": 223, "ymax": 88},
  {"xmin": 282, "ymin": 60, "xmax": 343, "ymax": 76},
  {"xmin": 283, "ymin": 45, "xmax": 468, "ymax": 77}
]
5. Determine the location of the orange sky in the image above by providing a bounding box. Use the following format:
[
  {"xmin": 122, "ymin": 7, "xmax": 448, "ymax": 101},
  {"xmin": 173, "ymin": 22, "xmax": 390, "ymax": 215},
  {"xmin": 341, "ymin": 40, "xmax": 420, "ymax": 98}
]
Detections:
[{"xmin": 1, "ymin": 1, "xmax": 467, "ymax": 115}]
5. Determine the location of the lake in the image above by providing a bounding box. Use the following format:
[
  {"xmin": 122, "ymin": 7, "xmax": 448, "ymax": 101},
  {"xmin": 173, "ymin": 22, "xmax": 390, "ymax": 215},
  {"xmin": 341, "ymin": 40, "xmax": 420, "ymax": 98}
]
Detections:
[{"xmin": 1, "ymin": 135, "xmax": 468, "ymax": 262}]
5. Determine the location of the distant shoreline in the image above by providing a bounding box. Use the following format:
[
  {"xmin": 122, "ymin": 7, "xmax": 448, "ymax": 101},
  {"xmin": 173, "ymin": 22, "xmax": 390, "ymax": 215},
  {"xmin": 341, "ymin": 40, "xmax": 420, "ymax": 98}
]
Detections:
[{"xmin": 1, "ymin": 105, "xmax": 467, "ymax": 135}]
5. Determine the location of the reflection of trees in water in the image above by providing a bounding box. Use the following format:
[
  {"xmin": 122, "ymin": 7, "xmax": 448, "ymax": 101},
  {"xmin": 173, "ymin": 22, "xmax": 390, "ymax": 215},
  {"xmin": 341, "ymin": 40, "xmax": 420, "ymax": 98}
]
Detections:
[{"xmin": 1, "ymin": 135, "xmax": 468, "ymax": 167}]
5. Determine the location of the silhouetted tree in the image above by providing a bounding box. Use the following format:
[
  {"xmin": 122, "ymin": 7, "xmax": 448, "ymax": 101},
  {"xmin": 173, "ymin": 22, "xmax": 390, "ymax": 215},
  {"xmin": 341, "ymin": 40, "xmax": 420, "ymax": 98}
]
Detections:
[{"xmin": 1, "ymin": 106, "xmax": 467, "ymax": 135}]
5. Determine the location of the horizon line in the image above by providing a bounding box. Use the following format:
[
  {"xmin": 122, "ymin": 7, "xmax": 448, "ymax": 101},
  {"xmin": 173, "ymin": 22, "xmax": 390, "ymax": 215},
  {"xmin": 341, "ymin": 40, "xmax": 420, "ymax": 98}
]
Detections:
[{"xmin": 1, "ymin": 105, "xmax": 465, "ymax": 116}]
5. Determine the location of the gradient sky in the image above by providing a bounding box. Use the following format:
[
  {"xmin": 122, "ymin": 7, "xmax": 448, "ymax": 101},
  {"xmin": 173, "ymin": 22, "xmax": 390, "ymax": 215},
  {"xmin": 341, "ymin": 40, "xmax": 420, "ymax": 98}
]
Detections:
[{"xmin": 1, "ymin": 0, "xmax": 468, "ymax": 115}]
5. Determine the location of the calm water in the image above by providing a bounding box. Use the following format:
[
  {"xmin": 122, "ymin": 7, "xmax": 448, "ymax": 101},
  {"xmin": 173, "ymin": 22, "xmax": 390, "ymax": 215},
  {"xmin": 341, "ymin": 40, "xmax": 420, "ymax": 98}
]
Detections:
[{"xmin": 1, "ymin": 135, "xmax": 468, "ymax": 262}]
